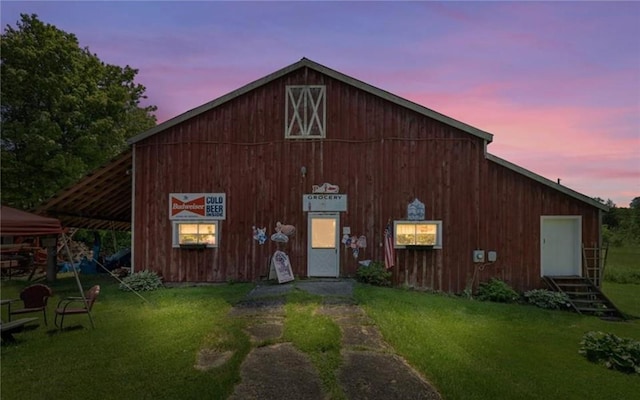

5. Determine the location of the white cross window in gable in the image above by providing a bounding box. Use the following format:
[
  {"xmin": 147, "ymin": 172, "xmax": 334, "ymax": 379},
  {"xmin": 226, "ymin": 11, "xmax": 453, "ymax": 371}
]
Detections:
[{"xmin": 285, "ymin": 85, "xmax": 326, "ymax": 139}]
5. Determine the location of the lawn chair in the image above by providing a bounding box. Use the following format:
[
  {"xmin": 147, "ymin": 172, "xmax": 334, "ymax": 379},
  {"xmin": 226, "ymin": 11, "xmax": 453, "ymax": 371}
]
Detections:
[
  {"xmin": 9, "ymin": 284, "xmax": 53, "ymax": 326},
  {"xmin": 54, "ymin": 285, "xmax": 100, "ymax": 329}
]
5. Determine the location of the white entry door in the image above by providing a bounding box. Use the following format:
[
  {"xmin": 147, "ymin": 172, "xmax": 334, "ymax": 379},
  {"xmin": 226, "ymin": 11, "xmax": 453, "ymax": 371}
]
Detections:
[
  {"xmin": 307, "ymin": 213, "xmax": 340, "ymax": 277},
  {"xmin": 541, "ymin": 216, "xmax": 582, "ymax": 276}
]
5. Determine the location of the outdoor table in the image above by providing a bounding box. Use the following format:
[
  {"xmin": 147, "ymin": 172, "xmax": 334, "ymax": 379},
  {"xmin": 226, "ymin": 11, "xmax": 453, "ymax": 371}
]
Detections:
[{"xmin": 1, "ymin": 299, "xmax": 17, "ymax": 321}]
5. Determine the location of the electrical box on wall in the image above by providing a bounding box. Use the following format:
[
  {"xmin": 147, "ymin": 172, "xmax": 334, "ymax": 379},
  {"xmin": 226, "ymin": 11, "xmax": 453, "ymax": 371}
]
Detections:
[
  {"xmin": 473, "ymin": 250, "xmax": 485, "ymax": 263},
  {"xmin": 488, "ymin": 251, "xmax": 497, "ymax": 262}
]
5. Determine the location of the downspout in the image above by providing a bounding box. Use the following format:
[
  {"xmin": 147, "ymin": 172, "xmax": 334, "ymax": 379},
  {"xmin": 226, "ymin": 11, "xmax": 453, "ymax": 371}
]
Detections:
[
  {"xmin": 598, "ymin": 208, "xmax": 603, "ymax": 285},
  {"xmin": 131, "ymin": 144, "xmax": 136, "ymax": 273}
]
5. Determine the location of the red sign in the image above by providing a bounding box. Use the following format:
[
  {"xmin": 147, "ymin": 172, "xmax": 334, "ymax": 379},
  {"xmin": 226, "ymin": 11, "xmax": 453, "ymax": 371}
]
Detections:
[
  {"xmin": 171, "ymin": 196, "xmax": 205, "ymax": 217},
  {"xmin": 169, "ymin": 193, "xmax": 226, "ymax": 220}
]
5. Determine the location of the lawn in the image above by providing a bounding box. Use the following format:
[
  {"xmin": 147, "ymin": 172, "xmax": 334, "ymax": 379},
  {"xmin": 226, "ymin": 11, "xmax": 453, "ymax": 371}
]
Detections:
[
  {"xmin": 603, "ymin": 245, "xmax": 640, "ymax": 284},
  {"xmin": 2, "ymin": 273, "xmax": 639, "ymax": 400},
  {"xmin": 355, "ymin": 285, "xmax": 640, "ymax": 400},
  {"xmin": 602, "ymin": 245, "xmax": 640, "ymax": 318},
  {"xmin": 1, "ymin": 275, "xmax": 254, "ymax": 400}
]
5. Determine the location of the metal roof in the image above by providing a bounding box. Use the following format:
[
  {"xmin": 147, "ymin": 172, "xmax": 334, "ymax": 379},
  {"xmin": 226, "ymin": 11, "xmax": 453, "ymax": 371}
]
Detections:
[
  {"xmin": 128, "ymin": 57, "xmax": 494, "ymax": 144},
  {"xmin": 486, "ymin": 153, "xmax": 608, "ymax": 211},
  {"xmin": 35, "ymin": 58, "xmax": 605, "ymax": 231}
]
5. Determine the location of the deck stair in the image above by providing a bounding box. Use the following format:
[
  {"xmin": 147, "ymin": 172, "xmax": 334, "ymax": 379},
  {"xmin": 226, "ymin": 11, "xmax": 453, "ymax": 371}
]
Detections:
[{"xmin": 543, "ymin": 276, "xmax": 625, "ymax": 320}]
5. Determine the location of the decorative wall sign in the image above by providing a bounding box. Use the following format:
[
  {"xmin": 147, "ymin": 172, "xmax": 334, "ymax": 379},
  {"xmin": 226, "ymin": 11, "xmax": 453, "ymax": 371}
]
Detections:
[
  {"xmin": 270, "ymin": 232, "xmax": 289, "ymax": 243},
  {"xmin": 303, "ymin": 194, "xmax": 348, "ymax": 212},
  {"xmin": 252, "ymin": 226, "xmax": 267, "ymax": 245},
  {"xmin": 270, "ymin": 250, "xmax": 295, "ymax": 284},
  {"xmin": 312, "ymin": 182, "xmax": 339, "ymax": 193},
  {"xmin": 407, "ymin": 198, "xmax": 425, "ymax": 220},
  {"xmin": 276, "ymin": 222, "xmax": 296, "ymax": 236},
  {"xmin": 342, "ymin": 234, "xmax": 367, "ymax": 259},
  {"xmin": 169, "ymin": 193, "xmax": 226, "ymax": 220}
]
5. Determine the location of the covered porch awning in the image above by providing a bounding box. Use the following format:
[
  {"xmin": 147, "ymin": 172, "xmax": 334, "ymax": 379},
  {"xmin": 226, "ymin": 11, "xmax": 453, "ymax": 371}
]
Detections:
[{"xmin": 35, "ymin": 151, "xmax": 132, "ymax": 231}]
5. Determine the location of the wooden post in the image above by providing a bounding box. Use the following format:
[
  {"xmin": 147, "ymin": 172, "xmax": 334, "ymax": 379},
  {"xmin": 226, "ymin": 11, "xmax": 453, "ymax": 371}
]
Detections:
[
  {"xmin": 40, "ymin": 236, "xmax": 59, "ymax": 283},
  {"xmin": 46, "ymin": 245, "xmax": 57, "ymax": 282}
]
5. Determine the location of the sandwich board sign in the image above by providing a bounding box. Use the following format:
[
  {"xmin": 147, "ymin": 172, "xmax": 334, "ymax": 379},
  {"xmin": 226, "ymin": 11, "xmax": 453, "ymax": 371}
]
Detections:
[{"xmin": 269, "ymin": 251, "xmax": 294, "ymax": 284}]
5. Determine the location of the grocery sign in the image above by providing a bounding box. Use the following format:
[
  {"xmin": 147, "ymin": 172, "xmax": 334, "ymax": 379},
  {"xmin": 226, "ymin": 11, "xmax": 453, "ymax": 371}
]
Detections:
[{"xmin": 169, "ymin": 193, "xmax": 226, "ymax": 220}]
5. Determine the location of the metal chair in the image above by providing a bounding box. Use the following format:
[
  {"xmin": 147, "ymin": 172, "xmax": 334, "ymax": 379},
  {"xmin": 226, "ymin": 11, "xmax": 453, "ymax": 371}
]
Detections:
[
  {"xmin": 9, "ymin": 284, "xmax": 53, "ymax": 325},
  {"xmin": 54, "ymin": 285, "xmax": 100, "ymax": 329}
]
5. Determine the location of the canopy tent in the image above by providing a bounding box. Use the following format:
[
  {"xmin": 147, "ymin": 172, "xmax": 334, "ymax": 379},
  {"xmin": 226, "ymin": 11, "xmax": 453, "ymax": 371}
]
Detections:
[
  {"xmin": 1, "ymin": 205, "xmax": 151, "ymax": 313},
  {"xmin": 0, "ymin": 205, "xmax": 98, "ymax": 326},
  {"xmin": 1, "ymin": 205, "xmax": 63, "ymax": 237}
]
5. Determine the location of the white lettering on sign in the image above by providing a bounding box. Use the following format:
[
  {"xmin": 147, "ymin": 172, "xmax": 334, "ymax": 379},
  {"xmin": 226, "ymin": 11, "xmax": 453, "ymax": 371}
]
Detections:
[
  {"xmin": 302, "ymin": 194, "xmax": 347, "ymax": 212},
  {"xmin": 307, "ymin": 195, "xmax": 343, "ymax": 200}
]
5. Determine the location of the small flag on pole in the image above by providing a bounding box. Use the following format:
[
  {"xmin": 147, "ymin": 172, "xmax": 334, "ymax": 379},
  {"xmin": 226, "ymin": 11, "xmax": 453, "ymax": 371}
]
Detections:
[{"xmin": 384, "ymin": 220, "xmax": 395, "ymax": 270}]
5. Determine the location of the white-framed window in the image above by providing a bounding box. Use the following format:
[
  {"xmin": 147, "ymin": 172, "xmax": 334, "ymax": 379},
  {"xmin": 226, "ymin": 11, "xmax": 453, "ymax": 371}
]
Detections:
[
  {"xmin": 393, "ymin": 220, "xmax": 443, "ymax": 249},
  {"xmin": 285, "ymin": 85, "xmax": 326, "ymax": 138},
  {"xmin": 172, "ymin": 221, "xmax": 219, "ymax": 248}
]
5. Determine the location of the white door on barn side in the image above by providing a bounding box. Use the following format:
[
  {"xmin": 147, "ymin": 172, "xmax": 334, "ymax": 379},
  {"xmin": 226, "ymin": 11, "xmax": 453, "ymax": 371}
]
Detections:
[
  {"xmin": 307, "ymin": 213, "xmax": 340, "ymax": 277},
  {"xmin": 540, "ymin": 216, "xmax": 582, "ymax": 276}
]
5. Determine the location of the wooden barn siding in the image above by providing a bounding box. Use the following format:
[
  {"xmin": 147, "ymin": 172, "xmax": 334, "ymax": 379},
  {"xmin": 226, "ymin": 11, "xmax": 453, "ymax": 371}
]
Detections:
[
  {"xmin": 472, "ymin": 160, "xmax": 600, "ymax": 292},
  {"xmin": 133, "ymin": 67, "xmax": 599, "ymax": 292}
]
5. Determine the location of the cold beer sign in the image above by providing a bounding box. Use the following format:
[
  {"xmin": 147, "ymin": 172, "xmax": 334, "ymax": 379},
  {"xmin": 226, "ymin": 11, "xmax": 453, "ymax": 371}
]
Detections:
[{"xmin": 169, "ymin": 193, "xmax": 226, "ymax": 220}]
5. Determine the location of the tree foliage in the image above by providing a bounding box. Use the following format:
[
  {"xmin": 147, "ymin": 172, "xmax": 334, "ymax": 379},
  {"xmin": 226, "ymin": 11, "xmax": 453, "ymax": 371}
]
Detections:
[
  {"xmin": 596, "ymin": 198, "xmax": 640, "ymax": 246},
  {"xmin": 1, "ymin": 14, "xmax": 156, "ymax": 209}
]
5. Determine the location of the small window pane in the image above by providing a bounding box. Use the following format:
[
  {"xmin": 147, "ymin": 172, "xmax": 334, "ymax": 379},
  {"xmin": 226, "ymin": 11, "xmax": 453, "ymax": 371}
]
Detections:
[
  {"xmin": 395, "ymin": 223, "xmax": 416, "ymax": 246},
  {"xmin": 416, "ymin": 224, "xmax": 437, "ymax": 246},
  {"xmin": 177, "ymin": 223, "xmax": 217, "ymax": 246},
  {"xmin": 179, "ymin": 224, "xmax": 199, "ymax": 235},
  {"xmin": 311, "ymin": 218, "xmax": 336, "ymax": 248}
]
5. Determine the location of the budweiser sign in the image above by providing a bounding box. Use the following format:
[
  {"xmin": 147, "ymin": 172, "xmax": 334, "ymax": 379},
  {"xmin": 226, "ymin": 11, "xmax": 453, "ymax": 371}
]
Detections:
[
  {"xmin": 171, "ymin": 196, "xmax": 205, "ymax": 216},
  {"xmin": 169, "ymin": 193, "xmax": 226, "ymax": 220}
]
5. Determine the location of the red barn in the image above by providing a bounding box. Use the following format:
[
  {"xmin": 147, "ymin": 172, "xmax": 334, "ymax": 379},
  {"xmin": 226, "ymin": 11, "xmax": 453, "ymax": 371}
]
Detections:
[{"xmin": 42, "ymin": 58, "xmax": 608, "ymax": 293}]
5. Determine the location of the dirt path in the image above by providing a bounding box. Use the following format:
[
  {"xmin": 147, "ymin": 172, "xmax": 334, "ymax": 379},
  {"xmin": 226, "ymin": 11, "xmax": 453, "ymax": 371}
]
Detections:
[{"xmin": 226, "ymin": 280, "xmax": 441, "ymax": 399}]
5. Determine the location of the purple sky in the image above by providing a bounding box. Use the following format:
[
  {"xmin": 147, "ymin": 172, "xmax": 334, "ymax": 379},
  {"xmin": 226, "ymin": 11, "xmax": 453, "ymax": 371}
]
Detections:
[{"xmin": 2, "ymin": 1, "xmax": 639, "ymax": 206}]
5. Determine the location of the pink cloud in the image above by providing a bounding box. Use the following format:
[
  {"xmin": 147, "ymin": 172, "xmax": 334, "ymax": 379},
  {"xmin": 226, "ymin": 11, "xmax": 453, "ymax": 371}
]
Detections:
[{"xmin": 395, "ymin": 86, "xmax": 639, "ymax": 206}]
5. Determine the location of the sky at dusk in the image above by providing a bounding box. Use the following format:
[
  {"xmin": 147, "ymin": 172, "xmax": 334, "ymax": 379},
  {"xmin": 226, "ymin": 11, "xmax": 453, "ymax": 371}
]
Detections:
[{"xmin": 2, "ymin": 1, "xmax": 639, "ymax": 206}]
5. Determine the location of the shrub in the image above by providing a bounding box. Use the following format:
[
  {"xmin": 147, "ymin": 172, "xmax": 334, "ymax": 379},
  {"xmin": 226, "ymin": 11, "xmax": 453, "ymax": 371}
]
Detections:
[
  {"xmin": 119, "ymin": 270, "xmax": 163, "ymax": 292},
  {"xmin": 524, "ymin": 289, "xmax": 571, "ymax": 309},
  {"xmin": 579, "ymin": 331, "xmax": 640, "ymax": 374},
  {"xmin": 476, "ymin": 278, "xmax": 519, "ymax": 303},
  {"xmin": 356, "ymin": 261, "xmax": 392, "ymax": 286}
]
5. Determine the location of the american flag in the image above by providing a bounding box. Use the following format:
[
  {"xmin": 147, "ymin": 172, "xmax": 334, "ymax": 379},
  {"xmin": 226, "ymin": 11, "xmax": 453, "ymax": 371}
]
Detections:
[{"xmin": 384, "ymin": 221, "xmax": 395, "ymax": 270}]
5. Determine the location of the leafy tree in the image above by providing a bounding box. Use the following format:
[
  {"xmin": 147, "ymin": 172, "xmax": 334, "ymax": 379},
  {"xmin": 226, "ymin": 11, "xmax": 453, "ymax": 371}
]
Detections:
[
  {"xmin": 597, "ymin": 196, "xmax": 640, "ymax": 246},
  {"xmin": 1, "ymin": 14, "xmax": 156, "ymax": 209},
  {"xmin": 628, "ymin": 197, "xmax": 640, "ymax": 243}
]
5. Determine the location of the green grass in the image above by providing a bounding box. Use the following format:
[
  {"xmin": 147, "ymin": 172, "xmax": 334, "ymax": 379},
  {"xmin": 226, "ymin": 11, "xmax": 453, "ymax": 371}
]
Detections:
[
  {"xmin": 3, "ymin": 275, "xmax": 639, "ymax": 400},
  {"xmin": 602, "ymin": 282, "xmax": 640, "ymax": 318},
  {"xmin": 283, "ymin": 289, "xmax": 345, "ymax": 400},
  {"xmin": 1, "ymin": 275, "xmax": 253, "ymax": 400},
  {"xmin": 601, "ymin": 245, "xmax": 640, "ymax": 318},
  {"xmin": 355, "ymin": 284, "xmax": 640, "ymax": 400},
  {"xmin": 604, "ymin": 245, "xmax": 640, "ymax": 284}
]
